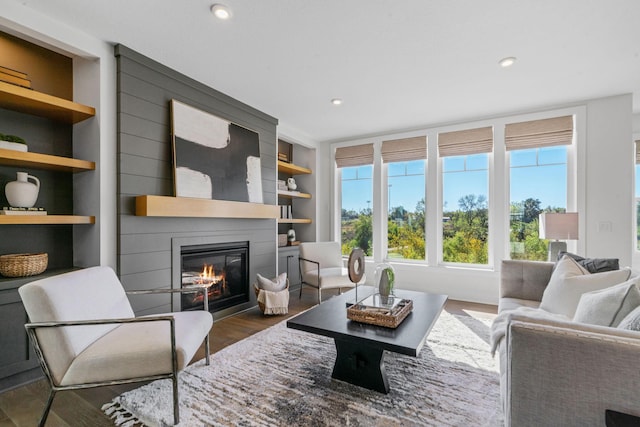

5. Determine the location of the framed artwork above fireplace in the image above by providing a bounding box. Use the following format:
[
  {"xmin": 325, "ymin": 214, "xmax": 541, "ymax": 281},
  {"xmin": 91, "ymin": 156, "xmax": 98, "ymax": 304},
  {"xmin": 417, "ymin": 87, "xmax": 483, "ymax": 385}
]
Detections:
[{"xmin": 170, "ymin": 99, "xmax": 263, "ymax": 203}]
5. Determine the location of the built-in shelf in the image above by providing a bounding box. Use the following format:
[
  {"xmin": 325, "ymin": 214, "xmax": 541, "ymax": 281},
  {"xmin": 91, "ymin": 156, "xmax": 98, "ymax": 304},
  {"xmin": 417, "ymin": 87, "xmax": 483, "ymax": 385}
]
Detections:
[
  {"xmin": 0, "ymin": 148, "xmax": 95, "ymax": 172},
  {"xmin": 136, "ymin": 195, "xmax": 279, "ymax": 219},
  {"xmin": 277, "ymin": 160, "xmax": 311, "ymax": 175},
  {"xmin": 277, "ymin": 189, "xmax": 311, "ymax": 199},
  {"xmin": 0, "ymin": 81, "xmax": 95, "ymax": 124},
  {"xmin": 0, "ymin": 215, "xmax": 95, "ymax": 225},
  {"xmin": 278, "ymin": 218, "xmax": 312, "ymax": 224}
]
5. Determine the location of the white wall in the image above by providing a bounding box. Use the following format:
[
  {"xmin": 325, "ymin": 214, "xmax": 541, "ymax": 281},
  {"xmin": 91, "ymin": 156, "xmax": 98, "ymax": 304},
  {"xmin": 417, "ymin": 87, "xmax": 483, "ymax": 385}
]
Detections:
[
  {"xmin": 1, "ymin": 3, "xmax": 118, "ymax": 269},
  {"xmin": 327, "ymin": 95, "xmax": 634, "ymax": 305}
]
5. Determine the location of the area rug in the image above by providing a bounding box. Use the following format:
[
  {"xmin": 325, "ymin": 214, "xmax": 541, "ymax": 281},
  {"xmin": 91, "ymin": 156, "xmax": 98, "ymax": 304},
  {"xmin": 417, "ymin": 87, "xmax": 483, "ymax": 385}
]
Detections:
[{"xmin": 103, "ymin": 310, "xmax": 502, "ymax": 426}]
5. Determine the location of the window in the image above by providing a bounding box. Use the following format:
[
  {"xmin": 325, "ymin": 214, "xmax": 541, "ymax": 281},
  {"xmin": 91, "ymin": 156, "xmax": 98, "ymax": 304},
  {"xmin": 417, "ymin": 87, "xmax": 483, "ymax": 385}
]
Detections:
[
  {"xmin": 506, "ymin": 115, "xmax": 573, "ymax": 260},
  {"xmin": 336, "ymin": 144, "xmax": 374, "ymax": 256},
  {"xmin": 509, "ymin": 147, "xmax": 568, "ymax": 260},
  {"xmin": 635, "ymin": 140, "xmax": 640, "ymax": 250},
  {"xmin": 382, "ymin": 136, "xmax": 427, "ymax": 261},
  {"xmin": 441, "ymin": 154, "xmax": 489, "ymax": 264}
]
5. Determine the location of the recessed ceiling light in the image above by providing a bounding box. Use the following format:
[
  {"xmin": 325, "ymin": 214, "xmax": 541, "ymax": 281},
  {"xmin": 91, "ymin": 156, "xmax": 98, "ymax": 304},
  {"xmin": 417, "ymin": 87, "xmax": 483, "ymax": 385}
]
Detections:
[
  {"xmin": 331, "ymin": 98, "xmax": 343, "ymax": 106},
  {"xmin": 499, "ymin": 57, "xmax": 517, "ymax": 68},
  {"xmin": 211, "ymin": 4, "xmax": 232, "ymax": 20}
]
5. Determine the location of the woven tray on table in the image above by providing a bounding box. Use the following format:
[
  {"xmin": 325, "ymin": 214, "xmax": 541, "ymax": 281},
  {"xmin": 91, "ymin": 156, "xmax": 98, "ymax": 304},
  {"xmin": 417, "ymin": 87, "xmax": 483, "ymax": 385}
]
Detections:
[
  {"xmin": 0, "ymin": 253, "xmax": 48, "ymax": 277},
  {"xmin": 347, "ymin": 297, "xmax": 413, "ymax": 328}
]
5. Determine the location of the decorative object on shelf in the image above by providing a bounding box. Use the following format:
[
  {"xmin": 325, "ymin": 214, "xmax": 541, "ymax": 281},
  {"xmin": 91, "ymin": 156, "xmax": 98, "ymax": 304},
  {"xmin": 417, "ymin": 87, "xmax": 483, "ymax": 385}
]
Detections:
[
  {"xmin": 0, "ymin": 133, "xmax": 28, "ymax": 152},
  {"xmin": 277, "ymin": 151, "xmax": 289, "ymax": 162},
  {"xmin": 287, "ymin": 229, "xmax": 296, "ymax": 243},
  {"xmin": 375, "ymin": 263, "xmax": 395, "ymax": 301},
  {"xmin": 5, "ymin": 171, "xmax": 40, "ymax": 208},
  {"xmin": 170, "ymin": 99, "xmax": 263, "ymax": 203},
  {"xmin": 0, "ymin": 252, "xmax": 48, "ymax": 277},
  {"xmin": 287, "ymin": 177, "xmax": 297, "ymax": 191},
  {"xmin": 278, "ymin": 234, "xmax": 287, "ymax": 247}
]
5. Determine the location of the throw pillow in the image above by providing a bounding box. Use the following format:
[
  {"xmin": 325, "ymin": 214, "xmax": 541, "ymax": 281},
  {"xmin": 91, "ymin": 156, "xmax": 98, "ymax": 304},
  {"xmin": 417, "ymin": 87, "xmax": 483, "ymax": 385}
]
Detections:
[
  {"xmin": 256, "ymin": 272, "xmax": 287, "ymax": 292},
  {"xmin": 572, "ymin": 278, "xmax": 640, "ymax": 327},
  {"xmin": 540, "ymin": 255, "xmax": 631, "ymax": 318},
  {"xmin": 618, "ymin": 305, "xmax": 640, "ymax": 331},
  {"xmin": 557, "ymin": 251, "xmax": 619, "ymax": 273}
]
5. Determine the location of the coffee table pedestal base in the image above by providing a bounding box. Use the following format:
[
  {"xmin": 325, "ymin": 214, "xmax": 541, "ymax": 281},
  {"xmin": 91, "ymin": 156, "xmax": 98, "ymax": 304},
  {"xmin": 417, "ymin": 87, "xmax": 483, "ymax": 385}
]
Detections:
[{"xmin": 331, "ymin": 338, "xmax": 390, "ymax": 394}]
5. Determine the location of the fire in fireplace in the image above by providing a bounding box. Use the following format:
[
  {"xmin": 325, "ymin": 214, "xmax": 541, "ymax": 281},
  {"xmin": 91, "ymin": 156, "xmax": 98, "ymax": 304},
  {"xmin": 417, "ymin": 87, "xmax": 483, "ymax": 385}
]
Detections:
[{"xmin": 181, "ymin": 241, "xmax": 249, "ymax": 312}]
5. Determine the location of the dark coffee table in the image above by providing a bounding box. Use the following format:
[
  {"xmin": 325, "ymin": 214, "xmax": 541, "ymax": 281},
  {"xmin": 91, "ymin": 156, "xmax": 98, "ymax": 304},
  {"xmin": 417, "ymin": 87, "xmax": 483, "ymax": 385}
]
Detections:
[{"xmin": 287, "ymin": 286, "xmax": 447, "ymax": 393}]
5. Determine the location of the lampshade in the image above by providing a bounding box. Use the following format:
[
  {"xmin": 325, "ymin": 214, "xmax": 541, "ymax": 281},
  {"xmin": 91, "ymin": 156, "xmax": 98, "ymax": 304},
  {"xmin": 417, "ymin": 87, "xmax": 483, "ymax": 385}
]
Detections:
[{"xmin": 539, "ymin": 212, "xmax": 579, "ymax": 240}]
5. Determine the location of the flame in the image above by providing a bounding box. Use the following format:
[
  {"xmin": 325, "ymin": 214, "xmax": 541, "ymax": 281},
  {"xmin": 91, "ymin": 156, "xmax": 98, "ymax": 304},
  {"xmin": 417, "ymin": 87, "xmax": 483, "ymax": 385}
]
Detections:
[{"xmin": 198, "ymin": 264, "xmax": 224, "ymax": 285}]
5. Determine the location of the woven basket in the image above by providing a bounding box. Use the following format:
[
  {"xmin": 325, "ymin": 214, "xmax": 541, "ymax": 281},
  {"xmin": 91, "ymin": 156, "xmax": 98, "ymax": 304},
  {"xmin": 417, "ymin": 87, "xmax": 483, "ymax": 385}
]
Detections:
[
  {"xmin": 0, "ymin": 253, "xmax": 48, "ymax": 277},
  {"xmin": 254, "ymin": 281, "xmax": 289, "ymax": 313}
]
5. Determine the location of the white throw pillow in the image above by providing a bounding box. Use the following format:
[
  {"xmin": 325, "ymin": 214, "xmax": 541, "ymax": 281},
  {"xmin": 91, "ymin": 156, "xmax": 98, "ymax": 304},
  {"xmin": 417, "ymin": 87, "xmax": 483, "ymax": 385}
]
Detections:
[
  {"xmin": 618, "ymin": 305, "xmax": 640, "ymax": 331},
  {"xmin": 540, "ymin": 256, "xmax": 631, "ymax": 318},
  {"xmin": 256, "ymin": 272, "xmax": 287, "ymax": 292},
  {"xmin": 572, "ymin": 278, "xmax": 640, "ymax": 326}
]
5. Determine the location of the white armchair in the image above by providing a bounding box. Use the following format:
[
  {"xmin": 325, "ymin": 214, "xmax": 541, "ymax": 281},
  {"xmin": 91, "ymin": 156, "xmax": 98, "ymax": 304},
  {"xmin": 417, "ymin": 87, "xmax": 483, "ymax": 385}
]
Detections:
[
  {"xmin": 298, "ymin": 242, "xmax": 365, "ymax": 303},
  {"xmin": 18, "ymin": 266, "xmax": 213, "ymax": 426}
]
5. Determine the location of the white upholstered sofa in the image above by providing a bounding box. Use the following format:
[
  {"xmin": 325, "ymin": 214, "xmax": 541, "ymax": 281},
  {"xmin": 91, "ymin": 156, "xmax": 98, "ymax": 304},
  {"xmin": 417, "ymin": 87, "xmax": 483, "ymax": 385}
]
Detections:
[{"xmin": 492, "ymin": 258, "xmax": 640, "ymax": 426}]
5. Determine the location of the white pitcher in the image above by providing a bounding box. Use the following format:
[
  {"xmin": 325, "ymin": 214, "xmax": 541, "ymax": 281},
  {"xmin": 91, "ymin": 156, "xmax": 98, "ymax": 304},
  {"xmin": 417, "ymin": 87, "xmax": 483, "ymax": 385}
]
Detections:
[{"xmin": 5, "ymin": 172, "xmax": 40, "ymax": 208}]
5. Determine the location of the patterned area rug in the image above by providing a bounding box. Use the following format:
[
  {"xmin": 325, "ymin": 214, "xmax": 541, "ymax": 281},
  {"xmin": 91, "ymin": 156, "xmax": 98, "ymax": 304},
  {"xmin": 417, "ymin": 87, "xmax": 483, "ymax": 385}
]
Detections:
[{"xmin": 103, "ymin": 310, "xmax": 502, "ymax": 426}]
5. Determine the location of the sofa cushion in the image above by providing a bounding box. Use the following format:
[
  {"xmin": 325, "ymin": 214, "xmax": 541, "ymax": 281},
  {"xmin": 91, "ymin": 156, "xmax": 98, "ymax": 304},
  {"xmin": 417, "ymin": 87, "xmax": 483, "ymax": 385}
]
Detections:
[
  {"xmin": 540, "ymin": 256, "xmax": 631, "ymax": 317},
  {"xmin": 573, "ymin": 279, "xmax": 640, "ymax": 327},
  {"xmin": 256, "ymin": 272, "xmax": 287, "ymax": 292},
  {"xmin": 557, "ymin": 251, "xmax": 619, "ymax": 273},
  {"xmin": 498, "ymin": 297, "xmax": 540, "ymax": 314},
  {"xmin": 618, "ymin": 305, "xmax": 640, "ymax": 331}
]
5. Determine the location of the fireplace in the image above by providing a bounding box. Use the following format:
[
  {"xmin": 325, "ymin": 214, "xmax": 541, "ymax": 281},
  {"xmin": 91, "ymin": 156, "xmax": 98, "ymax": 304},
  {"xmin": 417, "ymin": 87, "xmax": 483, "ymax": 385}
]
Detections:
[{"xmin": 180, "ymin": 241, "xmax": 250, "ymax": 312}]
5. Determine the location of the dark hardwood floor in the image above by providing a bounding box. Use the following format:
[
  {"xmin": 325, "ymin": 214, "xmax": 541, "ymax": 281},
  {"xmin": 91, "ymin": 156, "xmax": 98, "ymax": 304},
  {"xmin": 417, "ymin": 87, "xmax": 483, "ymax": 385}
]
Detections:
[{"xmin": 0, "ymin": 287, "xmax": 496, "ymax": 426}]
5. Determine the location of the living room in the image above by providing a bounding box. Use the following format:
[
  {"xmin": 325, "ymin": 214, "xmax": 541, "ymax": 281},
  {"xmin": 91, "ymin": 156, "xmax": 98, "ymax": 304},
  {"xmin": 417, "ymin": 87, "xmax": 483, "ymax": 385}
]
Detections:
[{"xmin": 1, "ymin": 1, "xmax": 640, "ymax": 426}]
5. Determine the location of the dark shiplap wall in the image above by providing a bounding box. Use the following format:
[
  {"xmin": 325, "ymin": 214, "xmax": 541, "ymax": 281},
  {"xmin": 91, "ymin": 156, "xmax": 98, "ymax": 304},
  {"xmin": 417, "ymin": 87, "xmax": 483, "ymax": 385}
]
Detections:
[{"xmin": 115, "ymin": 45, "xmax": 278, "ymax": 318}]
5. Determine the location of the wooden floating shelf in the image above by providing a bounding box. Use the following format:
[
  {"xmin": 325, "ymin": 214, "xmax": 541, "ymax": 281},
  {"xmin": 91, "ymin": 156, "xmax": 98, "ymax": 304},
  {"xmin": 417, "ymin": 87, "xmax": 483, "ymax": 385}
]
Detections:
[
  {"xmin": 278, "ymin": 218, "xmax": 312, "ymax": 224},
  {"xmin": 0, "ymin": 215, "xmax": 95, "ymax": 225},
  {"xmin": 277, "ymin": 160, "xmax": 311, "ymax": 175},
  {"xmin": 0, "ymin": 81, "xmax": 95, "ymax": 124},
  {"xmin": 277, "ymin": 190, "xmax": 311, "ymax": 199},
  {"xmin": 0, "ymin": 149, "xmax": 95, "ymax": 172},
  {"xmin": 136, "ymin": 195, "xmax": 279, "ymax": 219}
]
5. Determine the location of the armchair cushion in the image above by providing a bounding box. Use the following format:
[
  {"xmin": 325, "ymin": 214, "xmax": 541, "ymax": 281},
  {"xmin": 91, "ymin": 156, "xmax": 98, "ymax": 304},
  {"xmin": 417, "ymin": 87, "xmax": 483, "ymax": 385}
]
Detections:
[
  {"xmin": 302, "ymin": 267, "xmax": 354, "ymax": 289},
  {"xmin": 61, "ymin": 311, "xmax": 211, "ymax": 385}
]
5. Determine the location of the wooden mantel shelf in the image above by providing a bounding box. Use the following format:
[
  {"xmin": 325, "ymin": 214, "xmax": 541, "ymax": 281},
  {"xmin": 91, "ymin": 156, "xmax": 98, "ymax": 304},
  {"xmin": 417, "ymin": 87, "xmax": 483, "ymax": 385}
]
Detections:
[{"xmin": 136, "ymin": 195, "xmax": 279, "ymax": 219}]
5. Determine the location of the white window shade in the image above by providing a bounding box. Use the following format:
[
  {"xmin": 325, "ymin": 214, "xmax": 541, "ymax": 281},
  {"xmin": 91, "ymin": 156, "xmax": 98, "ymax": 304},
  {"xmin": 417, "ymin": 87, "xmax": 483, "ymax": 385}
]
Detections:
[
  {"xmin": 381, "ymin": 136, "xmax": 427, "ymax": 163},
  {"xmin": 635, "ymin": 140, "xmax": 640, "ymax": 164},
  {"xmin": 505, "ymin": 115, "xmax": 573, "ymax": 151},
  {"xmin": 335, "ymin": 144, "xmax": 374, "ymax": 168},
  {"xmin": 438, "ymin": 126, "xmax": 493, "ymax": 157}
]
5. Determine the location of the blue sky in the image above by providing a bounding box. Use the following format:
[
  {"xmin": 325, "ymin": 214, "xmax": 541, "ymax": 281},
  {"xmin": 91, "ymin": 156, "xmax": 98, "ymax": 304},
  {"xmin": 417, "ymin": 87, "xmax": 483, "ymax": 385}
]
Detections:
[{"xmin": 341, "ymin": 147, "xmax": 567, "ymax": 214}]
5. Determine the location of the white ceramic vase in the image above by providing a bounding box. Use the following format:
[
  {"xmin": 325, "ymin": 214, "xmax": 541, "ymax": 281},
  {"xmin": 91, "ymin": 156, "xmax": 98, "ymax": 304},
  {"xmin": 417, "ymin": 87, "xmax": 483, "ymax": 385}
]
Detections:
[{"xmin": 5, "ymin": 172, "xmax": 40, "ymax": 208}]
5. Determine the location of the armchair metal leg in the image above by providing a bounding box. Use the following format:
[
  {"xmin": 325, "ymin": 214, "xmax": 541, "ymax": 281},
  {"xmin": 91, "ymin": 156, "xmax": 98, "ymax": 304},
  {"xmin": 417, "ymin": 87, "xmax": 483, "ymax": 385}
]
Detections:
[
  {"xmin": 172, "ymin": 375, "xmax": 180, "ymax": 425},
  {"xmin": 318, "ymin": 288, "xmax": 321, "ymax": 303},
  {"xmin": 205, "ymin": 334, "xmax": 211, "ymax": 365},
  {"xmin": 299, "ymin": 281, "xmax": 303, "ymax": 299},
  {"xmin": 38, "ymin": 389, "xmax": 56, "ymax": 427}
]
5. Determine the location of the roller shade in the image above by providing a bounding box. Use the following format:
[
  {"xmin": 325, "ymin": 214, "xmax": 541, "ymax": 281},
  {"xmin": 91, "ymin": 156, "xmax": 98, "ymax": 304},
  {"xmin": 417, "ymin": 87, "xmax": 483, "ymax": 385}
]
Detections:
[
  {"xmin": 505, "ymin": 115, "xmax": 573, "ymax": 151},
  {"xmin": 381, "ymin": 136, "xmax": 427, "ymax": 163},
  {"xmin": 335, "ymin": 144, "xmax": 374, "ymax": 168},
  {"xmin": 438, "ymin": 126, "xmax": 493, "ymax": 157},
  {"xmin": 636, "ymin": 140, "xmax": 640, "ymax": 164}
]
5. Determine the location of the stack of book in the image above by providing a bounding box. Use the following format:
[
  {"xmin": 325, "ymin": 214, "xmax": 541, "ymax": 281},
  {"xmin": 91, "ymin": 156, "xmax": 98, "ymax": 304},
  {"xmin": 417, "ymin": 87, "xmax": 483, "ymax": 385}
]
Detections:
[
  {"xmin": 277, "ymin": 180, "xmax": 288, "ymax": 191},
  {"xmin": 277, "ymin": 152, "xmax": 289, "ymax": 162},
  {"xmin": 0, "ymin": 207, "xmax": 47, "ymax": 215},
  {"xmin": 279, "ymin": 205, "xmax": 293, "ymax": 219},
  {"xmin": 0, "ymin": 66, "xmax": 31, "ymax": 89}
]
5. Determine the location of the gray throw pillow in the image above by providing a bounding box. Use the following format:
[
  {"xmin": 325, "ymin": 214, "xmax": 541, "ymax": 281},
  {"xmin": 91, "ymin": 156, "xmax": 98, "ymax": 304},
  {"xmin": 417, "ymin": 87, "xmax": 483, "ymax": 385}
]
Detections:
[
  {"xmin": 573, "ymin": 279, "xmax": 640, "ymax": 327},
  {"xmin": 618, "ymin": 305, "xmax": 640, "ymax": 331},
  {"xmin": 256, "ymin": 272, "xmax": 287, "ymax": 292},
  {"xmin": 557, "ymin": 251, "xmax": 619, "ymax": 273}
]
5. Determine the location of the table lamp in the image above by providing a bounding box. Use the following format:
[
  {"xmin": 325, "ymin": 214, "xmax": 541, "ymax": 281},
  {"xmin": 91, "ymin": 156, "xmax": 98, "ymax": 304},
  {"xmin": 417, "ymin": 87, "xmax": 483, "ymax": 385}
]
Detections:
[{"xmin": 539, "ymin": 212, "xmax": 579, "ymax": 261}]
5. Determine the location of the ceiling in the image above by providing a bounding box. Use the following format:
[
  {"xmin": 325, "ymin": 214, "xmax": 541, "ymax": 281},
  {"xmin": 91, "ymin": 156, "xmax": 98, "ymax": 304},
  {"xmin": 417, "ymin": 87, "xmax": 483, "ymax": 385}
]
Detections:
[{"xmin": 13, "ymin": 0, "xmax": 640, "ymax": 143}]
